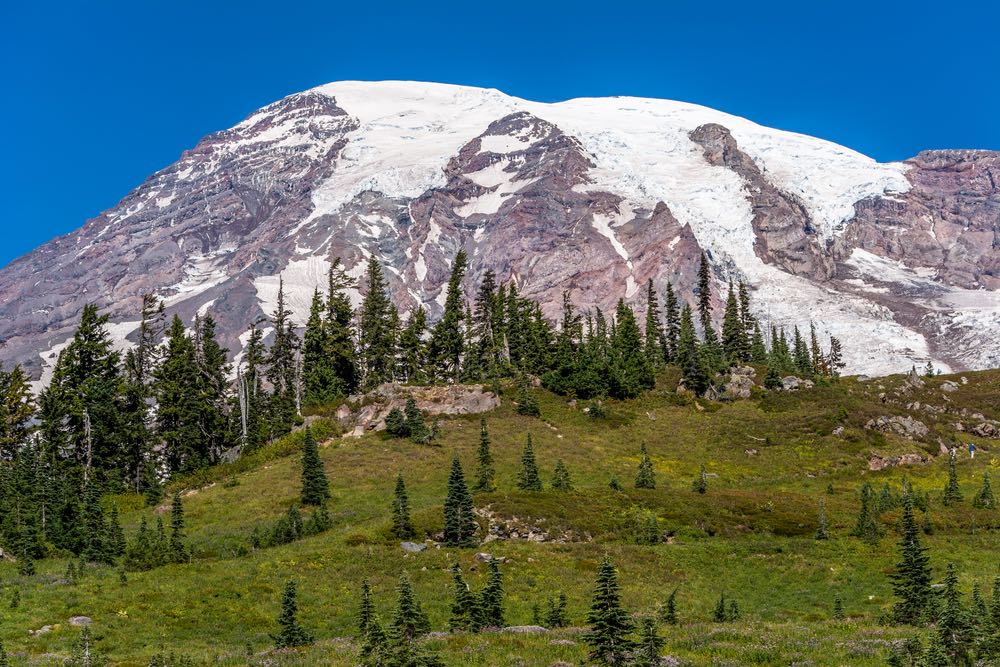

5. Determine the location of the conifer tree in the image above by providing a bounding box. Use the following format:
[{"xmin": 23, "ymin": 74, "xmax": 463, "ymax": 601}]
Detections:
[
  {"xmin": 392, "ymin": 474, "xmax": 415, "ymax": 540},
  {"xmin": 833, "ymin": 595, "xmax": 845, "ymax": 620},
  {"xmin": 609, "ymin": 476, "xmax": 622, "ymax": 492},
  {"xmin": 517, "ymin": 434, "xmax": 543, "ymax": 491},
  {"xmin": 943, "ymin": 451, "xmax": 963, "ymax": 505},
  {"xmin": 273, "ymin": 580, "xmax": 315, "ymax": 648},
  {"xmin": 325, "ymin": 259, "xmax": 359, "ymax": 395},
  {"xmin": 749, "ymin": 322, "xmax": 768, "ymax": 364},
  {"xmin": 937, "ymin": 563, "xmax": 972, "ymax": 662},
  {"xmin": 155, "ymin": 316, "xmax": 206, "ymax": 472},
  {"xmin": 713, "ymin": 593, "xmax": 728, "ymax": 622},
  {"xmin": 404, "ymin": 398, "xmax": 431, "ymax": 444},
  {"xmin": 663, "ymin": 282, "xmax": 680, "ymax": 363},
  {"xmin": 973, "ymin": 471, "xmax": 995, "ymax": 509},
  {"xmin": 676, "ymin": 305, "xmax": 707, "ymax": 395},
  {"xmin": 851, "ymin": 482, "xmax": 882, "ymax": 544},
  {"xmin": 583, "ymin": 557, "xmax": 635, "ymax": 665},
  {"xmin": 792, "ymin": 326, "xmax": 811, "ymax": 376},
  {"xmin": 169, "ymin": 492, "xmax": 188, "ymax": 564},
  {"xmin": 359, "ymin": 614, "xmax": 391, "ymax": 665},
  {"xmin": 358, "ymin": 579, "xmax": 375, "ymax": 638},
  {"xmin": 0, "ymin": 639, "xmax": 7, "ymax": 667},
  {"xmin": 634, "ymin": 443, "xmax": 656, "ymax": 489},
  {"xmin": 692, "ymin": 464, "xmax": 708, "ymax": 494},
  {"xmin": 721, "ymin": 281, "xmax": 746, "ymax": 364},
  {"xmin": 696, "ymin": 253, "xmax": 714, "ymax": 341},
  {"xmin": 66, "ymin": 626, "xmax": 105, "ymax": 667},
  {"xmin": 643, "ymin": 279, "xmax": 666, "ymax": 368},
  {"xmin": 0, "ymin": 363, "xmax": 36, "ymax": 461},
  {"xmin": 302, "ymin": 288, "xmax": 341, "ymax": 407},
  {"xmin": 266, "ymin": 279, "xmax": 301, "ymax": 436},
  {"xmin": 398, "ymin": 307, "xmax": 428, "ymax": 385},
  {"xmin": 972, "ymin": 583, "xmax": 988, "ymax": 625},
  {"xmin": 633, "ymin": 617, "xmax": 666, "ymax": 667},
  {"xmin": 443, "ymin": 456, "xmax": 477, "ymax": 547},
  {"xmin": 300, "ymin": 427, "xmax": 330, "ymax": 506},
  {"xmin": 552, "ymin": 459, "xmax": 573, "ymax": 491},
  {"xmin": 661, "ymin": 589, "xmax": 678, "ymax": 625},
  {"xmin": 473, "ymin": 418, "xmax": 496, "ymax": 492},
  {"xmin": 427, "ymin": 250, "xmax": 469, "ymax": 383},
  {"xmin": 392, "ymin": 573, "xmax": 431, "ymax": 640},
  {"xmin": 609, "ymin": 300, "xmax": 655, "ymax": 399},
  {"xmin": 108, "ymin": 504, "xmax": 126, "ymax": 557},
  {"xmin": 448, "ymin": 564, "xmax": 478, "ymax": 632},
  {"xmin": 992, "ymin": 576, "xmax": 1000, "ymax": 628},
  {"xmin": 480, "ymin": 559, "xmax": 505, "ymax": 628},
  {"xmin": 81, "ymin": 479, "xmax": 111, "ymax": 564},
  {"xmin": 828, "ymin": 336, "xmax": 846, "ymax": 377},
  {"xmin": 809, "ymin": 323, "xmax": 826, "ymax": 376},
  {"xmin": 546, "ymin": 593, "xmax": 569, "ymax": 628},
  {"xmin": 890, "ymin": 492, "xmax": 933, "ymax": 625},
  {"xmin": 815, "ymin": 499, "xmax": 830, "ymax": 540},
  {"xmin": 358, "ymin": 257, "xmax": 396, "ymax": 390}
]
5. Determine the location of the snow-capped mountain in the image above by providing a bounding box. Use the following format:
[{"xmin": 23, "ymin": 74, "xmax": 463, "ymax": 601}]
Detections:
[{"xmin": 2, "ymin": 81, "xmax": 998, "ymax": 383}]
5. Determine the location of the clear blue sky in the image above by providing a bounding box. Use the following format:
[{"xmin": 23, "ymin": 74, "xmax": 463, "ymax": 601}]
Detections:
[{"xmin": 3, "ymin": 0, "xmax": 997, "ymax": 268}]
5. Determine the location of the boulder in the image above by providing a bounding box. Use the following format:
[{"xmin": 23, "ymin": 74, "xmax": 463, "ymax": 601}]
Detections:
[
  {"xmin": 69, "ymin": 616, "xmax": 93, "ymax": 626},
  {"xmin": 972, "ymin": 422, "xmax": 1000, "ymax": 438},
  {"xmin": 941, "ymin": 380, "xmax": 959, "ymax": 393},
  {"xmin": 781, "ymin": 376, "xmax": 814, "ymax": 391},
  {"xmin": 722, "ymin": 369, "xmax": 754, "ymax": 400},
  {"xmin": 868, "ymin": 453, "xmax": 927, "ymax": 471},
  {"xmin": 864, "ymin": 415, "xmax": 929, "ymax": 439},
  {"xmin": 503, "ymin": 625, "xmax": 548, "ymax": 634},
  {"xmin": 340, "ymin": 383, "xmax": 500, "ymax": 435},
  {"xmin": 474, "ymin": 552, "xmax": 494, "ymax": 562},
  {"xmin": 400, "ymin": 542, "xmax": 427, "ymax": 553},
  {"xmin": 30, "ymin": 625, "xmax": 53, "ymax": 636}
]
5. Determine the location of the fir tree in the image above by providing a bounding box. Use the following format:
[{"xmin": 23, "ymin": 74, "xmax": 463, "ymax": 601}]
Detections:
[
  {"xmin": 943, "ymin": 450, "xmax": 963, "ymax": 505},
  {"xmin": 324, "ymin": 259, "xmax": 359, "ymax": 395},
  {"xmin": 721, "ymin": 281, "xmax": 746, "ymax": 364},
  {"xmin": 169, "ymin": 493, "xmax": 188, "ymax": 564},
  {"xmin": 815, "ymin": 499, "xmax": 830, "ymax": 540},
  {"xmin": 0, "ymin": 639, "xmax": 7, "ymax": 667},
  {"xmin": 633, "ymin": 617, "xmax": 666, "ymax": 667},
  {"xmin": 273, "ymin": 580, "xmax": 314, "ymax": 648},
  {"xmin": 265, "ymin": 279, "xmax": 300, "ymax": 437},
  {"xmin": 108, "ymin": 504, "xmax": 126, "ymax": 557},
  {"xmin": 660, "ymin": 589, "xmax": 678, "ymax": 625},
  {"xmin": 696, "ymin": 253, "xmax": 714, "ymax": 342},
  {"xmin": 609, "ymin": 476, "xmax": 622, "ymax": 492},
  {"xmin": 851, "ymin": 482, "xmax": 882, "ymax": 544},
  {"xmin": 552, "ymin": 459, "xmax": 573, "ymax": 491},
  {"xmin": 66, "ymin": 626, "xmax": 106, "ymax": 667},
  {"xmin": 359, "ymin": 615, "xmax": 391, "ymax": 665},
  {"xmin": 448, "ymin": 564, "xmax": 478, "ymax": 632},
  {"xmin": 609, "ymin": 299, "xmax": 655, "ymax": 399},
  {"xmin": 517, "ymin": 434, "xmax": 543, "ymax": 491},
  {"xmin": 937, "ymin": 563, "xmax": 972, "ymax": 662},
  {"xmin": 155, "ymin": 316, "xmax": 206, "ymax": 473},
  {"xmin": 643, "ymin": 279, "xmax": 666, "ymax": 368},
  {"xmin": 676, "ymin": 305, "xmax": 707, "ymax": 395},
  {"xmin": 635, "ymin": 443, "xmax": 656, "ymax": 489},
  {"xmin": 358, "ymin": 257, "xmax": 396, "ymax": 390},
  {"xmin": 514, "ymin": 375, "xmax": 541, "ymax": 417},
  {"xmin": 404, "ymin": 398, "xmax": 431, "ymax": 444},
  {"xmin": 398, "ymin": 307, "xmax": 428, "ymax": 385},
  {"xmin": 889, "ymin": 492, "xmax": 933, "ymax": 625},
  {"xmin": 792, "ymin": 326, "xmax": 811, "ymax": 376},
  {"xmin": 442, "ymin": 456, "xmax": 477, "ymax": 547},
  {"xmin": 300, "ymin": 427, "xmax": 330, "ymax": 506},
  {"xmin": 749, "ymin": 322, "xmax": 768, "ymax": 364},
  {"xmin": 358, "ymin": 579, "xmax": 375, "ymax": 638},
  {"xmin": 663, "ymin": 282, "xmax": 680, "ymax": 363},
  {"xmin": 973, "ymin": 471, "xmax": 995, "ymax": 509},
  {"xmin": 385, "ymin": 408, "xmax": 408, "ymax": 438},
  {"xmin": 473, "ymin": 418, "xmax": 496, "ymax": 492},
  {"xmin": 583, "ymin": 557, "xmax": 635, "ymax": 665},
  {"xmin": 392, "ymin": 573, "xmax": 431, "ymax": 640},
  {"xmin": 692, "ymin": 463, "xmax": 708, "ymax": 494},
  {"xmin": 828, "ymin": 336, "xmax": 846, "ymax": 377},
  {"xmin": 0, "ymin": 363, "xmax": 36, "ymax": 461},
  {"xmin": 991, "ymin": 576, "xmax": 1000, "ymax": 628},
  {"xmin": 833, "ymin": 595, "xmax": 845, "ymax": 620},
  {"xmin": 546, "ymin": 592, "xmax": 569, "ymax": 628},
  {"xmin": 427, "ymin": 250, "xmax": 469, "ymax": 383},
  {"xmin": 480, "ymin": 559, "xmax": 505, "ymax": 628},
  {"xmin": 712, "ymin": 593, "xmax": 728, "ymax": 622},
  {"xmin": 392, "ymin": 475, "xmax": 415, "ymax": 540}
]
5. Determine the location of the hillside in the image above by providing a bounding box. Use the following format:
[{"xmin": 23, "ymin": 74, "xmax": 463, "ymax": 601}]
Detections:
[
  {"xmin": 3, "ymin": 368, "xmax": 1000, "ymax": 665},
  {"xmin": 1, "ymin": 81, "xmax": 998, "ymax": 383}
]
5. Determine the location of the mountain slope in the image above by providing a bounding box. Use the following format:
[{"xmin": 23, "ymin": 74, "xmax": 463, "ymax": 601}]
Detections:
[{"xmin": 1, "ymin": 81, "xmax": 998, "ymax": 382}]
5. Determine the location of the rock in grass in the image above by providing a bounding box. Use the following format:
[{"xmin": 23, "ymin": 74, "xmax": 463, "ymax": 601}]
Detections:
[
  {"xmin": 503, "ymin": 625, "xmax": 548, "ymax": 634},
  {"xmin": 400, "ymin": 542, "xmax": 426, "ymax": 553},
  {"xmin": 69, "ymin": 616, "xmax": 93, "ymax": 626}
]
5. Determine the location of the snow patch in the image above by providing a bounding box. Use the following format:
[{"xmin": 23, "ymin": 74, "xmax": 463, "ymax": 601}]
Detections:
[{"xmin": 253, "ymin": 255, "xmax": 333, "ymax": 327}]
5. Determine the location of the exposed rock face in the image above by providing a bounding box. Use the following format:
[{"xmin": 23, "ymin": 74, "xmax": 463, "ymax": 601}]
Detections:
[
  {"xmin": 689, "ymin": 124, "xmax": 834, "ymax": 281},
  {"xmin": 721, "ymin": 366, "xmax": 756, "ymax": 400},
  {"xmin": 864, "ymin": 415, "xmax": 930, "ymax": 439},
  {"xmin": 339, "ymin": 383, "xmax": 500, "ymax": 436},
  {"xmin": 867, "ymin": 453, "xmax": 927, "ymax": 471},
  {"xmin": 0, "ymin": 81, "xmax": 997, "ymax": 381}
]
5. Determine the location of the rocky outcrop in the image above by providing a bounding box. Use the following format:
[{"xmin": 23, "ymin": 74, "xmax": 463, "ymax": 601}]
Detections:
[
  {"xmin": 339, "ymin": 383, "xmax": 500, "ymax": 436},
  {"xmin": 864, "ymin": 415, "xmax": 930, "ymax": 439},
  {"xmin": 721, "ymin": 366, "xmax": 756, "ymax": 399},
  {"xmin": 867, "ymin": 453, "xmax": 927, "ymax": 471}
]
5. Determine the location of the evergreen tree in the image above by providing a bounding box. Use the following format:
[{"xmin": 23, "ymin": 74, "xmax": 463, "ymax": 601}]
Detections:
[
  {"xmin": 517, "ymin": 434, "xmax": 543, "ymax": 491},
  {"xmin": 937, "ymin": 563, "xmax": 972, "ymax": 662},
  {"xmin": 583, "ymin": 557, "xmax": 635, "ymax": 666},
  {"xmin": 721, "ymin": 281, "xmax": 746, "ymax": 364},
  {"xmin": 696, "ymin": 253, "xmax": 714, "ymax": 342},
  {"xmin": 660, "ymin": 589, "xmax": 678, "ymax": 625},
  {"xmin": 448, "ymin": 564, "xmax": 478, "ymax": 632},
  {"xmin": 392, "ymin": 573, "xmax": 431, "ymax": 640},
  {"xmin": 943, "ymin": 451, "xmax": 963, "ymax": 505},
  {"xmin": 643, "ymin": 279, "xmax": 666, "ymax": 367},
  {"xmin": 546, "ymin": 593, "xmax": 569, "ymax": 628},
  {"xmin": 792, "ymin": 326, "xmax": 812, "ymax": 376},
  {"xmin": 359, "ymin": 614, "xmax": 391, "ymax": 666},
  {"xmin": 480, "ymin": 559, "xmax": 505, "ymax": 628},
  {"xmin": 80, "ymin": 479, "xmax": 112, "ymax": 564},
  {"xmin": 676, "ymin": 305, "xmax": 707, "ymax": 395},
  {"xmin": 609, "ymin": 300, "xmax": 655, "ymax": 399},
  {"xmin": 169, "ymin": 493, "xmax": 188, "ymax": 564},
  {"xmin": 233, "ymin": 323, "xmax": 268, "ymax": 451},
  {"xmin": 302, "ymin": 288, "xmax": 343, "ymax": 406},
  {"xmin": 193, "ymin": 313, "xmax": 231, "ymax": 466},
  {"xmin": 324, "ymin": 259, "xmax": 359, "ymax": 395},
  {"xmin": 473, "ymin": 418, "xmax": 496, "ymax": 492},
  {"xmin": 392, "ymin": 474, "xmax": 415, "ymax": 540},
  {"xmin": 273, "ymin": 580, "xmax": 315, "ymax": 648},
  {"xmin": 358, "ymin": 579, "xmax": 375, "ymax": 637},
  {"xmin": 300, "ymin": 427, "xmax": 330, "ymax": 506},
  {"xmin": 634, "ymin": 443, "xmax": 656, "ymax": 490},
  {"xmin": 0, "ymin": 363, "xmax": 36, "ymax": 460},
  {"xmin": 442, "ymin": 456, "xmax": 477, "ymax": 547},
  {"xmin": 633, "ymin": 617, "xmax": 666, "ymax": 667},
  {"xmin": 398, "ymin": 307, "xmax": 428, "ymax": 385},
  {"xmin": 809, "ymin": 323, "xmax": 826, "ymax": 376},
  {"xmin": 851, "ymin": 482, "xmax": 882, "ymax": 544},
  {"xmin": 608, "ymin": 476, "xmax": 622, "ymax": 492},
  {"xmin": 815, "ymin": 499, "xmax": 830, "ymax": 540},
  {"xmin": 108, "ymin": 504, "xmax": 126, "ymax": 557},
  {"xmin": 358, "ymin": 257, "xmax": 396, "ymax": 390},
  {"xmin": 833, "ymin": 595, "xmax": 845, "ymax": 620},
  {"xmin": 0, "ymin": 639, "xmax": 7, "ymax": 667},
  {"xmin": 552, "ymin": 459, "xmax": 573, "ymax": 491},
  {"xmin": 991, "ymin": 576, "xmax": 1000, "ymax": 628},
  {"xmin": 890, "ymin": 492, "xmax": 933, "ymax": 625},
  {"xmin": 973, "ymin": 471, "xmax": 995, "ymax": 509},
  {"xmin": 66, "ymin": 626, "xmax": 106, "ymax": 667},
  {"xmin": 749, "ymin": 322, "xmax": 768, "ymax": 364},
  {"xmin": 712, "ymin": 593, "xmax": 728, "ymax": 622},
  {"xmin": 663, "ymin": 282, "xmax": 680, "ymax": 363},
  {"xmin": 828, "ymin": 336, "xmax": 846, "ymax": 377},
  {"xmin": 266, "ymin": 279, "xmax": 301, "ymax": 436},
  {"xmin": 403, "ymin": 398, "xmax": 431, "ymax": 444},
  {"xmin": 692, "ymin": 464, "xmax": 708, "ymax": 494},
  {"xmin": 155, "ymin": 316, "xmax": 206, "ymax": 473},
  {"xmin": 427, "ymin": 250, "xmax": 469, "ymax": 383},
  {"xmin": 385, "ymin": 408, "xmax": 409, "ymax": 438}
]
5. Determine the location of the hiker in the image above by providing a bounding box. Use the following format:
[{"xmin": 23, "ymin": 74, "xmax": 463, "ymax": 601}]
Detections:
[{"xmin": 969, "ymin": 442, "xmax": 976, "ymax": 459}]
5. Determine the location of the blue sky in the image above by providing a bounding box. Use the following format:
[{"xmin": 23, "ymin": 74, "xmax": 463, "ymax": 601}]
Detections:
[{"xmin": 3, "ymin": 0, "xmax": 997, "ymax": 268}]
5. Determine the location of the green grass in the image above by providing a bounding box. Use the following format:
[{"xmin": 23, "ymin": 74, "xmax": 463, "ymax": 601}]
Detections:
[{"xmin": 2, "ymin": 370, "xmax": 1000, "ymax": 665}]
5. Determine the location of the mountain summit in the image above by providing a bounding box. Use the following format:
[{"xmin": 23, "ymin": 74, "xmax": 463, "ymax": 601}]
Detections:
[{"xmin": 2, "ymin": 81, "xmax": 998, "ymax": 381}]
